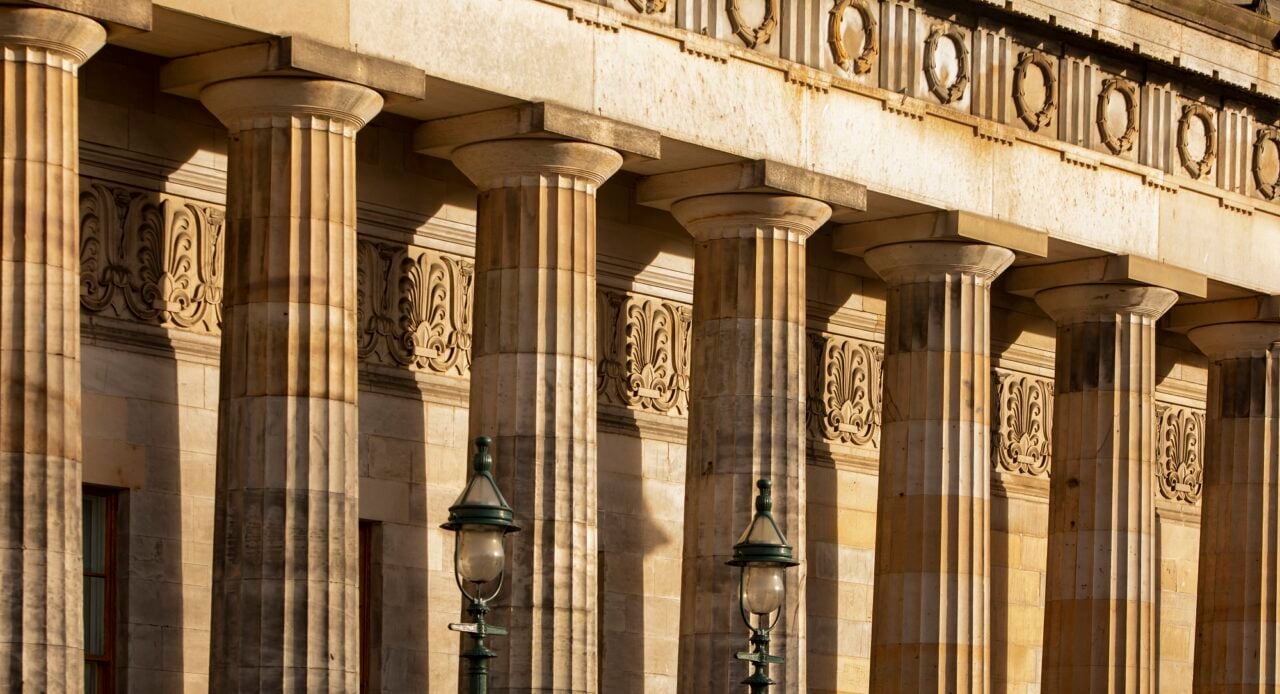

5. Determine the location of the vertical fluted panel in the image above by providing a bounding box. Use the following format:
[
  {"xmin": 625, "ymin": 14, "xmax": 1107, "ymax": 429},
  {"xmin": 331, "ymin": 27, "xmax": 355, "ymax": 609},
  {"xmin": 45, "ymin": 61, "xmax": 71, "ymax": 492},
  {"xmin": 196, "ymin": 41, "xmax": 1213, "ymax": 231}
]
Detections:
[
  {"xmin": 1036, "ymin": 284, "xmax": 1178, "ymax": 694},
  {"xmin": 200, "ymin": 79, "xmax": 382, "ymax": 693},
  {"xmin": 0, "ymin": 8, "xmax": 103, "ymax": 691},
  {"xmin": 671, "ymin": 194, "xmax": 831, "ymax": 694},
  {"xmin": 452, "ymin": 139, "xmax": 623, "ymax": 693},
  {"xmin": 864, "ymin": 242, "xmax": 1014, "ymax": 694},
  {"xmin": 1189, "ymin": 322, "xmax": 1280, "ymax": 693}
]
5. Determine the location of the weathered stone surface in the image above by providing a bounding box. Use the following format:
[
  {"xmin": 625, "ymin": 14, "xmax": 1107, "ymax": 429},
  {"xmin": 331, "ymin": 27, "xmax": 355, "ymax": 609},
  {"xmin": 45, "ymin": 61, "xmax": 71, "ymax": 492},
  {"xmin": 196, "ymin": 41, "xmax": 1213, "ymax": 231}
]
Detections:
[
  {"xmin": 1035, "ymin": 284, "xmax": 1178, "ymax": 693},
  {"xmin": 200, "ymin": 77, "xmax": 383, "ymax": 693},
  {"xmin": 0, "ymin": 7, "xmax": 105, "ymax": 691}
]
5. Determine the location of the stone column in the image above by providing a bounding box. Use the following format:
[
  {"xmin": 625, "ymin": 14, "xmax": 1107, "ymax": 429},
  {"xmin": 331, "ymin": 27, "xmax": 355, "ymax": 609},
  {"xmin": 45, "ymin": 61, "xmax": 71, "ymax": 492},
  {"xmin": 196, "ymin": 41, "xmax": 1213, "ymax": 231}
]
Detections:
[
  {"xmin": 863, "ymin": 242, "xmax": 1015, "ymax": 693},
  {"xmin": 1188, "ymin": 321, "xmax": 1280, "ymax": 693},
  {"xmin": 200, "ymin": 78, "xmax": 382, "ymax": 692},
  {"xmin": 1036, "ymin": 284, "xmax": 1177, "ymax": 693},
  {"xmin": 451, "ymin": 139, "xmax": 623, "ymax": 693},
  {"xmin": 0, "ymin": 7, "xmax": 104, "ymax": 690},
  {"xmin": 672, "ymin": 193, "xmax": 831, "ymax": 693}
]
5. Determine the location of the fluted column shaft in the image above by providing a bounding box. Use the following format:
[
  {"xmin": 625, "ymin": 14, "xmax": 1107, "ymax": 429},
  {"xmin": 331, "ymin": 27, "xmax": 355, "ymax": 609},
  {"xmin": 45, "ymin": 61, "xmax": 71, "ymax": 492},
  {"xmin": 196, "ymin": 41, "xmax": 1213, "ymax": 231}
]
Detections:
[
  {"xmin": 1036, "ymin": 284, "xmax": 1178, "ymax": 694},
  {"xmin": 0, "ymin": 8, "xmax": 104, "ymax": 691},
  {"xmin": 864, "ymin": 241, "xmax": 1015, "ymax": 693},
  {"xmin": 671, "ymin": 193, "xmax": 831, "ymax": 693},
  {"xmin": 452, "ymin": 139, "xmax": 622, "ymax": 693},
  {"xmin": 1189, "ymin": 322, "xmax": 1280, "ymax": 693},
  {"xmin": 200, "ymin": 78, "xmax": 382, "ymax": 693}
]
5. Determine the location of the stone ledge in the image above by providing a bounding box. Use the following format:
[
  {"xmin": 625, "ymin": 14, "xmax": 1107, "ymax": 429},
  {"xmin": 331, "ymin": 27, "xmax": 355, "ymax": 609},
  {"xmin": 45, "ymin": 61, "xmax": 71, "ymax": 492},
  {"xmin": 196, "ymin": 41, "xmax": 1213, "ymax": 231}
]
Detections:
[
  {"xmin": 414, "ymin": 102, "xmax": 661, "ymax": 163},
  {"xmin": 832, "ymin": 211, "xmax": 1048, "ymax": 259},
  {"xmin": 1164, "ymin": 294, "xmax": 1280, "ymax": 331},
  {"xmin": 1003, "ymin": 255, "xmax": 1209, "ymax": 298},
  {"xmin": 21, "ymin": 0, "xmax": 151, "ymax": 34},
  {"xmin": 635, "ymin": 160, "xmax": 867, "ymax": 219},
  {"xmin": 159, "ymin": 35, "xmax": 426, "ymax": 103}
]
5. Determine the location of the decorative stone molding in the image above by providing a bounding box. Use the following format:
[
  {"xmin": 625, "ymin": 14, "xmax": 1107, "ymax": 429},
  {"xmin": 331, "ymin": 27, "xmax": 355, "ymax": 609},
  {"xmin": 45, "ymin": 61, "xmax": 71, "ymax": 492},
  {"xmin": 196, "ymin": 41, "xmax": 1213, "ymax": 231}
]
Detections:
[
  {"xmin": 1013, "ymin": 49, "xmax": 1057, "ymax": 132},
  {"xmin": 1097, "ymin": 77, "xmax": 1140, "ymax": 155},
  {"xmin": 1253, "ymin": 127, "xmax": 1280, "ymax": 199},
  {"xmin": 924, "ymin": 23, "xmax": 970, "ymax": 104},
  {"xmin": 806, "ymin": 331, "xmax": 882, "ymax": 447},
  {"xmin": 597, "ymin": 288, "xmax": 692, "ymax": 416},
  {"xmin": 79, "ymin": 179, "xmax": 226, "ymax": 333},
  {"xmin": 356, "ymin": 238, "xmax": 474, "ymax": 377},
  {"xmin": 627, "ymin": 0, "xmax": 667, "ymax": 14},
  {"xmin": 828, "ymin": 0, "xmax": 878, "ymax": 75},
  {"xmin": 727, "ymin": 0, "xmax": 779, "ymax": 48},
  {"xmin": 992, "ymin": 370, "xmax": 1053, "ymax": 477},
  {"xmin": 1178, "ymin": 103, "xmax": 1218, "ymax": 180},
  {"xmin": 1156, "ymin": 403, "xmax": 1205, "ymax": 504}
]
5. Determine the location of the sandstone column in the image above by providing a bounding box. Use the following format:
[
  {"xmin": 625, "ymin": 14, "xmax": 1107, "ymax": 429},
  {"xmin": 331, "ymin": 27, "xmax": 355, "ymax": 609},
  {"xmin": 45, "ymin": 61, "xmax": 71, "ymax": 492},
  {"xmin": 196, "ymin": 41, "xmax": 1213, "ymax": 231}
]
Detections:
[
  {"xmin": 1188, "ymin": 320, "xmax": 1280, "ymax": 693},
  {"xmin": 450, "ymin": 138, "xmax": 623, "ymax": 693},
  {"xmin": 1036, "ymin": 283, "xmax": 1178, "ymax": 693},
  {"xmin": 671, "ymin": 193, "xmax": 831, "ymax": 693},
  {"xmin": 200, "ymin": 78, "xmax": 382, "ymax": 692},
  {"xmin": 863, "ymin": 241, "xmax": 1015, "ymax": 693},
  {"xmin": 0, "ymin": 7, "xmax": 105, "ymax": 690}
]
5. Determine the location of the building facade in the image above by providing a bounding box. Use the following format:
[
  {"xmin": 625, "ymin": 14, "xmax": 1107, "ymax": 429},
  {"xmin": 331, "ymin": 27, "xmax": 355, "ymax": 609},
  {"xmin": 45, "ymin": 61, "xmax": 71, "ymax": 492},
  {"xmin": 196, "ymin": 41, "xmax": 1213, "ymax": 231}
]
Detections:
[{"xmin": 1, "ymin": 0, "xmax": 1279, "ymax": 692}]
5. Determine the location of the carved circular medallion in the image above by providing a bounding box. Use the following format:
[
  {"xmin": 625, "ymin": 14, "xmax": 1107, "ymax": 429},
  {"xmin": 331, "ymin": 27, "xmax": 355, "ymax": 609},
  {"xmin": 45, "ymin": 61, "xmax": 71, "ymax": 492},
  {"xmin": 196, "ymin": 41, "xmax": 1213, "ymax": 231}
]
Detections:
[
  {"xmin": 827, "ymin": 0, "xmax": 878, "ymax": 75},
  {"xmin": 1096, "ymin": 77, "xmax": 1139, "ymax": 155},
  {"xmin": 1013, "ymin": 50, "xmax": 1057, "ymax": 132},
  {"xmin": 924, "ymin": 24, "xmax": 970, "ymax": 104},
  {"xmin": 1253, "ymin": 127, "xmax": 1280, "ymax": 200},
  {"xmin": 1177, "ymin": 103, "xmax": 1217, "ymax": 180},
  {"xmin": 627, "ymin": 0, "xmax": 667, "ymax": 12},
  {"xmin": 727, "ymin": 0, "xmax": 779, "ymax": 49}
]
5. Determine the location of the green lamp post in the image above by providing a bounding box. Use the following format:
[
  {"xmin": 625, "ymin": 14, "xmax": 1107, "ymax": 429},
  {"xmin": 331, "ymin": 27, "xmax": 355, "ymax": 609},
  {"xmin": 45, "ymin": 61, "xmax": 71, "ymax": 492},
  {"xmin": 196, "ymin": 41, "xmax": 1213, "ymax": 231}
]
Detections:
[
  {"xmin": 441, "ymin": 436, "xmax": 521, "ymax": 694},
  {"xmin": 727, "ymin": 478, "xmax": 800, "ymax": 694}
]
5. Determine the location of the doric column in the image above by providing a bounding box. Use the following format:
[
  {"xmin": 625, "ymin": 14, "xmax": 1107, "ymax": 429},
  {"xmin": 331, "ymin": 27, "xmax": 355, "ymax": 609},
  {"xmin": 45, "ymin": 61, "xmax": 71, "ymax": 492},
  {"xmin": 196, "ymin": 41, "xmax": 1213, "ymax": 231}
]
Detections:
[
  {"xmin": 200, "ymin": 78, "xmax": 382, "ymax": 692},
  {"xmin": 0, "ymin": 7, "xmax": 105, "ymax": 690},
  {"xmin": 1187, "ymin": 319, "xmax": 1280, "ymax": 693},
  {"xmin": 671, "ymin": 193, "xmax": 831, "ymax": 693},
  {"xmin": 450, "ymin": 139, "xmax": 621, "ymax": 693},
  {"xmin": 1035, "ymin": 283, "xmax": 1178, "ymax": 693},
  {"xmin": 862, "ymin": 241, "xmax": 1015, "ymax": 693}
]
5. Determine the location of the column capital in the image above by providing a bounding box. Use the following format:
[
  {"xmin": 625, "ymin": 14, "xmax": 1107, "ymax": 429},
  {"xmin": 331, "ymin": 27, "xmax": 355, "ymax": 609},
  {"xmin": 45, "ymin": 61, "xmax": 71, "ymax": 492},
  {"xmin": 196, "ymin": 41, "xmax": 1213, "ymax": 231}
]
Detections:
[
  {"xmin": 669, "ymin": 193, "xmax": 832, "ymax": 243},
  {"xmin": 415, "ymin": 102, "xmax": 661, "ymax": 162},
  {"xmin": 451, "ymin": 138, "xmax": 624, "ymax": 191},
  {"xmin": 199, "ymin": 77, "xmax": 384, "ymax": 133},
  {"xmin": 833, "ymin": 210, "xmax": 1046, "ymax": 258},
  {"xmin": 863, "ymin": 241, "xmax": 1015, "ymax": 286},
  {"xmin": 1035, "ymin": 283, "xmax": 1179, "ymax": 323},
  {"xmin": 0, "ymin": 6, "xmax": 105, "ymax": 65},
  {"xmin": 1003, "ymin": 254, "xmax": 1207, "ymax": 299},
  {"xmin": 1188, "ymin": 321, "xmax": 1280, "ymax": 359}
]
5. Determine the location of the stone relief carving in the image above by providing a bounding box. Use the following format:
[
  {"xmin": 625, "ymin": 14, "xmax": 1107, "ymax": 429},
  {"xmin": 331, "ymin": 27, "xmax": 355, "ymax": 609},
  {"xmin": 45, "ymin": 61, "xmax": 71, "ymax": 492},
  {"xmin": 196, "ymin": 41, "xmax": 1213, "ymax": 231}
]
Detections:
[
  {"xmin": 1178, "ymin": 103, "xmax": 1218, "ymax": 180},
  {"xmin": 597, "ymin": 289, "xmax": 692, "ymax": 416},
  {"xmin": 1253, "ymin": 127, "xmax": 1280, "ymax": 199},
  {"xmin": 806, "ymin": 332, "xmax": 883, "ymax": 447},
  {"xmin": 727, "ymin": 0, "xmax": 779, "ymax": 48},
  {"xmin": 992, "ymin": 371, "xmax": 1053, "ymax": 477},
  {"xmin": 1013, "ymin": 50, "xmax": 1058, "ymax": 132},
  {"xmin": 79, "ymin": 180, "xmax": 225, "ymax": 333},
  {"xmin": 828, "ymin": 0, "xmax": 878, "ymax": 75},
  {"xmin": 356, "ymin": 238, "xmax": 474, "ymax": 376},
  {"xmin": 924, "ymin": 23, "xmax": 970, "ymax": 104},
  {"xmin": 1097, "ymin": 77, "xmax": 1140, "ymax": 155},
  {"xmin": 1156, "ymin": 404, "xmax": 1204, "ymax": 504},
  {"xmin": 627, "ymin": 0, "xmax": 667, "ymax": 13}
]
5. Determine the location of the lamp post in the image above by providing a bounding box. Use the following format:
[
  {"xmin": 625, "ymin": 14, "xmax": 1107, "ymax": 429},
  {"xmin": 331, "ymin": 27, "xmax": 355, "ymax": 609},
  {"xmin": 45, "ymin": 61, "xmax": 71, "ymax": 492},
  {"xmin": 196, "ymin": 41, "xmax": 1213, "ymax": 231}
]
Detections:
[
  {"xmin": 441, "ymin": 436, "xmax": 520, "ymax": 694},
  {"xmin": 727, "ymin": 478, "xmax": 800, "ymax": 694}
]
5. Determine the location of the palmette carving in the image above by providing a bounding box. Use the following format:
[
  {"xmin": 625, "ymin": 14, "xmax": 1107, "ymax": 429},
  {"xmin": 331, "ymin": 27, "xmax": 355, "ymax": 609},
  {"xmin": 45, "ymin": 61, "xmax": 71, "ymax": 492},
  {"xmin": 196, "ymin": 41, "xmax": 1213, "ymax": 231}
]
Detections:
[
  {"xmin": 597, "ymin": 288, "xmax": 692, "ymax": 415},
  {"xmin": 79, "ymin": 179, "xmax": 225, "ymax": 332},
  {"xmin": 807, "ymin": 332, "xmax": 883, "ymax": 447},
  {"xmin": 992, "ymin": 371, "xmax": 1053, "ymax": 477},
  {"xmin": 1157, "ymin": 404, "xmax": 1204, "ymax": 504}
]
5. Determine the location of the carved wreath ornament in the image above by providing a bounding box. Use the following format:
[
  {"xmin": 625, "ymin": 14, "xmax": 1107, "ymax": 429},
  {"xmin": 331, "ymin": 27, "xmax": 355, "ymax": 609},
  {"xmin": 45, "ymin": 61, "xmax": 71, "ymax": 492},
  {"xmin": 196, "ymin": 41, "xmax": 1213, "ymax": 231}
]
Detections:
[
  {"xmin": 924, "ymin": 24, "xmax": 970, "ymax": 104},
  {"xmin": 1013, "ymin": 50, "xmax": 1057, "ymax": 132},
  {"xmin": 727, "ymin": 0, "xmax": 779, "ymax": 49},
  {"xmin": 827, "ymin": 0, "xmax": 878, "ymax": 75},
  {"xmin": 1253, "ymin": 127, "xmax": 1280, "ymax": 200},
  {"xmin": 1177, "ymin": 103, "xmax": 1217, "ymax": 180},
  {"xmin": 626, "ymin": 0, "xmax": 667, "ymax": 12},
  {"xmin": 1096, "ymin": 77, "xmax": 1139, "ymax": 155}
]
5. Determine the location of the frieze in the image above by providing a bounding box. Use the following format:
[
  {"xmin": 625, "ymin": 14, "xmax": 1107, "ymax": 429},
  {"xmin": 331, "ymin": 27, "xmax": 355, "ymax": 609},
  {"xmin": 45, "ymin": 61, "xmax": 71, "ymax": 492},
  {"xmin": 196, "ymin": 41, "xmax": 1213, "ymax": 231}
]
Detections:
[
  {"xmin": 924, "ymin": 22, "xmax": 970, "ymax": 105},
  {"xmin": 726, "ymin": 0, "xmax": 778, "ymax": 49},
  {"xmin": 80, "ymin": 179, "xmax": 225, "ymax": 333},
  {"xmin": 1178, "ymin": 103, "xmax": 1218, "ymax": 180},
  {"xmin": 806, "ymin": 332, "xmax": 883, "ymax": 448},
  {"xmin": 1097, "ymin": 77, "xmax": 1140, "ymax": 156},
  {"xmin": 597, "ymin": 288, "xmax": 692, "ymax": 416},
  {"xmin": 828, "ymin": 0, "xmax": 878, "ymax": 75},
  {"xmin": 1013, "ymin": 49, "xmax": 1057, "ymax": 132},
  {"xmin": 1156, "ymin": 404, "xmax": 1205, "ymax": 505},
  {"xmin": 992, "ymin": 370, "xmax": 1053, "ymax": 477}
]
